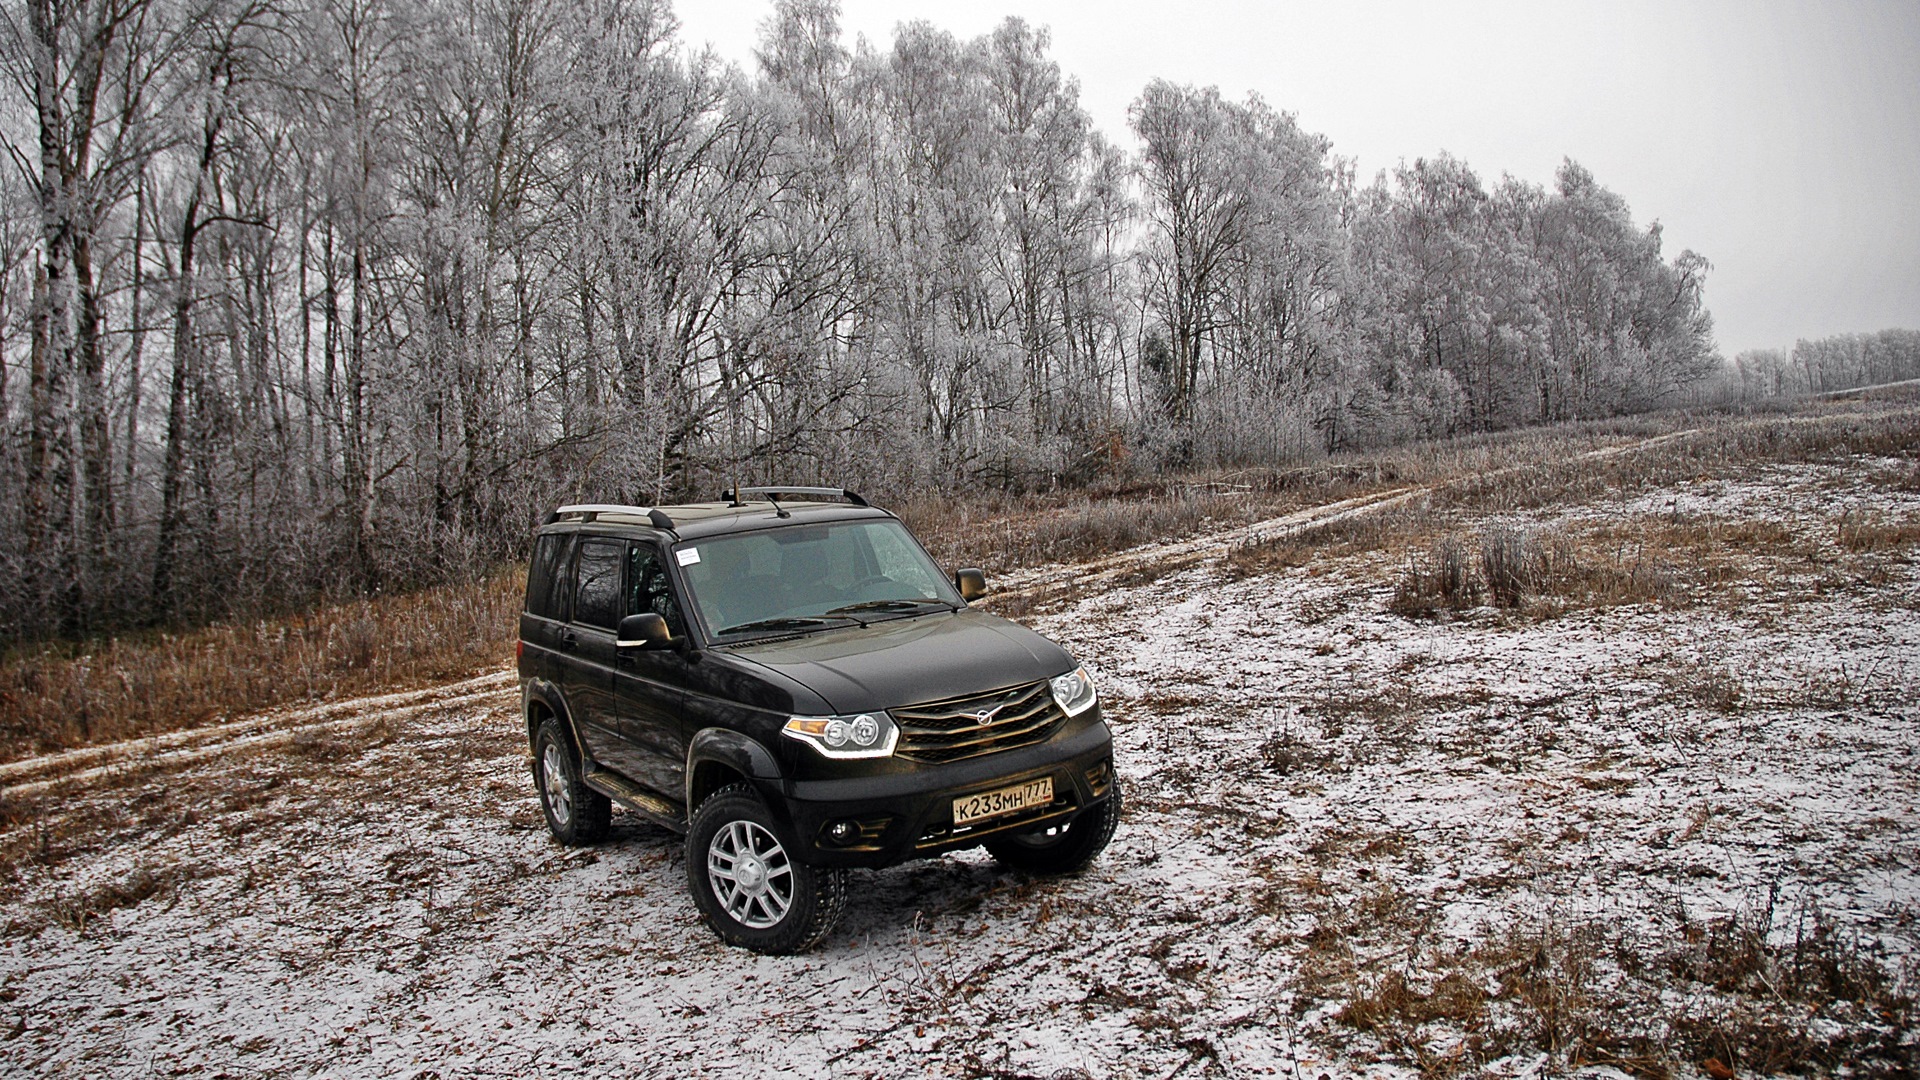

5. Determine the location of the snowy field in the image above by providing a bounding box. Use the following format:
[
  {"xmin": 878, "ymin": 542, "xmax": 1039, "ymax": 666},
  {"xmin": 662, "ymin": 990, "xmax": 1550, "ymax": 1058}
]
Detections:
[{"xmin": 2, "ymin": 443, "xmax": 1916, "ymax": 1077}]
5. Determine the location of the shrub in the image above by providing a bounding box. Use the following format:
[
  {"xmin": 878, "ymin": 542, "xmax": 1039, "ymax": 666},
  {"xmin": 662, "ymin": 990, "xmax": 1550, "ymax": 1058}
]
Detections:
[
  {"xmin": 1390, "ymin": 537, "xmax": 1482, "ymax": 617},
  {"xmin": 1480, "ymin": 527, "xmax": 1536, "ymax": 607}
]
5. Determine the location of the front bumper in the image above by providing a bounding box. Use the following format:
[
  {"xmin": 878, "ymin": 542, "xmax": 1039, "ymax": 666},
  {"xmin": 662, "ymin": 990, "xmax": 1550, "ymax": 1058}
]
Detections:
[{"xmin": 770, "ymin": 718, "xmax": 1114, "ymax": 869}]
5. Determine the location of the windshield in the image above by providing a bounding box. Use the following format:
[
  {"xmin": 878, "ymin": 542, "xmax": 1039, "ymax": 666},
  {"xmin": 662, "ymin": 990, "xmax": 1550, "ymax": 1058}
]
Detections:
[{"xmin": 676, "ymin": 519, "xmax": 963, "ymax": 639}]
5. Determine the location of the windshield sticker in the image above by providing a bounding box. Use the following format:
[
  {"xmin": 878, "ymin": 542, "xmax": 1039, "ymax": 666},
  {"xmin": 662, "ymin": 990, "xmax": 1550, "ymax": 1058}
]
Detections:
[{"xmin": 676, "ymin": 547, "xmax": 701, "ymax": 566}]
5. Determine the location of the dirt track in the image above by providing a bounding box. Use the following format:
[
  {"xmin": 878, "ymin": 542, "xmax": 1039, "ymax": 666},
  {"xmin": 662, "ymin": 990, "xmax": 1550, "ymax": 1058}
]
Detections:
[{"xmin": 0, "ymin": 672, "xmax": 517, "ymax": 799}]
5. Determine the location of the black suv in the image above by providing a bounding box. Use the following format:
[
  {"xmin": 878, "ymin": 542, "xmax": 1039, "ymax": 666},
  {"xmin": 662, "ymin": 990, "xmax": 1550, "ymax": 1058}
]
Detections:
[{"xmin": 517, "ymin": 487, "xmax": 1118, "ymax": 953}]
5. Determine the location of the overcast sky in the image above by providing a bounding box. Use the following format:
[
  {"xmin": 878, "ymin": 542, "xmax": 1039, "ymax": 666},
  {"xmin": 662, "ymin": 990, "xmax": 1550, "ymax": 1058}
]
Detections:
[{"xmin": 674, "ymin": 0, "xmax": 1920, "ymax": 358}]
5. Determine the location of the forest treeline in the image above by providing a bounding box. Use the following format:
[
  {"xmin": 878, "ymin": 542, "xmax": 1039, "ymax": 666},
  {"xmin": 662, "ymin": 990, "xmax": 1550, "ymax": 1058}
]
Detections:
[
  {"xmin": 2, "ymin": 0, "xmax": 1733, "ymax": 641},
  {"xmin": 1708, "ymin": 329, "xmax": 1920, "ymax": 401}
]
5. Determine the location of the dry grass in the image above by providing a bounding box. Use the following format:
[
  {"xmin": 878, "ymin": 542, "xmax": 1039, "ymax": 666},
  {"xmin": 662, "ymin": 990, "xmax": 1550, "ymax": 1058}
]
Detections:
[
  {"xmin": 1225, "ymin": 511, "xmax": 1428, "ymax": 577},
  {"xmin": 1388, "ymin": 537, "xmax": 1485, "ymax": 617},
  {"xmin": 1838, "ymin": 509, "xmax": 1920, "ymax": 554},
  {"xmin": 1429, "ymin": 401, "xmax": 1920, "ymax": 517},
  {"xmin": 1479, "ymin": 527, "xmax": 1531, "ymax": 607},
  {"xmin": 0, "ymin": 691, "xmax": 514, "ymax": 915},
  {"xmin": 1526, "ymin": 534, "xmax": 1679, "ymax": 612},
  {"xmin": 1260, "ymin": 709, "xmax": 1337, "ymax": 776},
  {"xmin": 0, "ymin": 569, "xmax": 522, "ymax": 761},
  {"xmin": 903, "ymin": 404, "xmax": 1762, "ymax": 577},
  {"xmin": 1382, "ymin": 530, "xmax": 1608, "ymax": 618},
  {"xmin": 901, "ymin": 486, "xmax": 1323, "ymax": 577},
  {"xmin": 1870, "ymin": 459, "xmax": 1920, "ymax": 494},
  {"xmin": 1320, "ymin": 897, "xmax": 1917, "ymax": 1078},
  {"xmin": 6, "ymin": 395, "xmax": 1913, "ymax": 767},
  {"xmin": 1382, "ymin": 510, "xmax": 1838, "ymax": 622},
  {"xmin": 40, "ymin": 863, "xmax": 196, "ymax": 933},
  {"xmin": 1224, "ymin": 400, "xmax": 1920, "ymax": 592}
]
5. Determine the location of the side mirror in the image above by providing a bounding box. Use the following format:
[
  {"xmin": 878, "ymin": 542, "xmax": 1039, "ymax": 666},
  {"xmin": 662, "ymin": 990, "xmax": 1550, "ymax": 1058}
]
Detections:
[
  {"xmin": 954, "ymin": 567, "xmax": 987, "ymax": 602},
  {"xmin": 616, "ymin": 612, "xmax": 673, "ymax": 649}
]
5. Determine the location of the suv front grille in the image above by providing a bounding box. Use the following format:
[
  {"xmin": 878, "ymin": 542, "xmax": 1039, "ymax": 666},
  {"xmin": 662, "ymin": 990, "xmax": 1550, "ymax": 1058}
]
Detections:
[{"xmin": 893, "ymin": 680, "xmax": 1066, "ymax": 764}]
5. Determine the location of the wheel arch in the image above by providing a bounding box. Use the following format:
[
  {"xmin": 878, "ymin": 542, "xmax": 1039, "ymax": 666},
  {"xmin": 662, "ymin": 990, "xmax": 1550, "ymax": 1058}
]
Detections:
[
  {"xmin": 523, "ymin": 680, "xmax": 582, "ymax": 758},
  {"xmin": 686, "ymin": 727, "xmax": 782, "ymax": 813}
]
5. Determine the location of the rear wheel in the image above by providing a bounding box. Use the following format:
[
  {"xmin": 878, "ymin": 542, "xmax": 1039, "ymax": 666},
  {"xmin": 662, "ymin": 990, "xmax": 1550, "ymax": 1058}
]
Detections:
[
  {"xmin": 532, "ymin": 718, "xmax": 610, "ymax": 846},
  {"xmin": 984, "ymin": 779, "xmax": 1121, "ymax": 874},
  {"xmin": 686, "ymin": 784, "xmax": 846, "ymax": 954}
]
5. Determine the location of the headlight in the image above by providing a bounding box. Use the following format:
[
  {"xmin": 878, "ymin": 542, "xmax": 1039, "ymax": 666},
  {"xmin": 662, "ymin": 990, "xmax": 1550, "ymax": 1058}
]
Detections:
[
  {"xmin": 1050, "ymin": 666, "xmax": 1097, "ymax": 718},
  {"xmin": 783, "ymin": 711, "xmax": 899, "ymax": 759}
]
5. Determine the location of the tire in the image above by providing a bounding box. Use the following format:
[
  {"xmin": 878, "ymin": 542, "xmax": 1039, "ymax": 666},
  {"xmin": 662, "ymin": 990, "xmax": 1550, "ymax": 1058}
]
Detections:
[
  {"xmin": 984, "ymin": 778, "xmax": 1121, "ymax": 874},
  {"xmin": 686, "ymin": 784, "xmax": 846, "ymax": 955},
  {"xmin": 532, "ymin": 718, "xmax": 610, "ymax": 846}
]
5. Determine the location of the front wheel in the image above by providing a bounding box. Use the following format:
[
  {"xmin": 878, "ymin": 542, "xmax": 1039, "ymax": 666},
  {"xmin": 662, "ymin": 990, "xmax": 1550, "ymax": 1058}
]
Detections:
[
  {"xmin": 984, "ymin": 779, "xmax": 1121, "ymax": 874},
  {"xmin": 686, "ymin": 785, "xmax": 846, "ymax": 954}
]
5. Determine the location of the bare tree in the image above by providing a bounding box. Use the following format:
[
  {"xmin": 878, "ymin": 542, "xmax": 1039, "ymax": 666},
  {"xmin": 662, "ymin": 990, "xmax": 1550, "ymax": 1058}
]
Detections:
[
  {"xmin": 0, "ymin": 0, "xmax": 1738, "ymax": 649},
  {"xmin": 4, "ymin": 0, "xmax": 173, "ymax": 630}
]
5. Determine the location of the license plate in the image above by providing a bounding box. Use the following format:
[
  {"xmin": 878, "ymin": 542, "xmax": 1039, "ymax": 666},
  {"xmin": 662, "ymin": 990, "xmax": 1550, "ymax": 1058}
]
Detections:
[{"xmin": 952, "ymin": 777, "xmax": 1053, "ymax": 826}]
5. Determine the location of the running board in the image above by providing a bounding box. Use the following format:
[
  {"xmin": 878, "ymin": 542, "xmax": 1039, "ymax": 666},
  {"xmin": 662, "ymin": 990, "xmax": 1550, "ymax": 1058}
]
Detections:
[{"xmin": 584, "ymin": 770, "xmax": 688, "ymax": 833}]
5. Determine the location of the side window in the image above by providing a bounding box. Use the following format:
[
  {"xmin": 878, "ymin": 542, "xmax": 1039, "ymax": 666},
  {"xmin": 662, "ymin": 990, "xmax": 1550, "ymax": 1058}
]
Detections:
[
  {"xmin": 525, "ymin": 534, "xmax": 568, "ymax": 619},
  {"xmin": 627, "ymin": 545, "xmax": 688, "ymax": 639},
  {"xmin": 573, "ymin": 540, "xmax": 623, "ymax": 630}
]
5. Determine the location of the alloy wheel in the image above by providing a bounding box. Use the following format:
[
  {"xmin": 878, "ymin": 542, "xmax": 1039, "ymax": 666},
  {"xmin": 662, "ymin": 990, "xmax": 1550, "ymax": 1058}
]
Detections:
[
  {"xmin": 706, "ymin": 820, "xmax": 794, "ymax": 929},
  {"xmin": 541, "ymin": 741, "xmax": 573, "ymax": 826}
]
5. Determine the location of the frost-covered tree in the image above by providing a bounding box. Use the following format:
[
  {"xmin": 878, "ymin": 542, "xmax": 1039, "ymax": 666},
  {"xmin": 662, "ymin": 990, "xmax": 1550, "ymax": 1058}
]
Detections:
[{"xmin": 0, "ymin": 0, "xmax": 1741, "ymax": 646}]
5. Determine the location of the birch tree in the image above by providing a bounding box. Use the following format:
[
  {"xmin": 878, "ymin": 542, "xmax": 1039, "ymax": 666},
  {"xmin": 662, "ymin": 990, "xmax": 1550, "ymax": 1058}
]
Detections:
[{"xmin": 4, "ymin": 0, "xmax": 170, "ymax": 630}]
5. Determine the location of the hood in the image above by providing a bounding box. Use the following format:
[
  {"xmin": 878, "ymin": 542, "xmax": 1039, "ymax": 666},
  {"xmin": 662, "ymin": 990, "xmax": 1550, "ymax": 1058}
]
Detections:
[{"xmin": 724, "ymin": 610, "xmax": 1072, "ymax": 714}]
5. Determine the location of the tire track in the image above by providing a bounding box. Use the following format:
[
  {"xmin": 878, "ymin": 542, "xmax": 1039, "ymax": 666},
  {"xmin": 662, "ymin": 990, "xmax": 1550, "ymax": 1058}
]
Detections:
[
  {"xmin": 985, "ymin": 428, "xmax": 1698, "ymax": 607},
  {"xmin": 0, "ymin": 669, "xmax": 516, "ymax": 798}
]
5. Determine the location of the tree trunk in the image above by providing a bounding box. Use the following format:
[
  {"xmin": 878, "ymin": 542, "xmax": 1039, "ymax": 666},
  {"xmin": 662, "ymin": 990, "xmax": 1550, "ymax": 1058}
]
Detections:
[
  {"xmin": 124, "ymin": 171, "xmax": 147, "ymax": 495},
  {"xmin": 75, "ymin": 230, "xmax": 115, "ymax": 618},
  {"xmin": 150, "ymin": 187, "xmax": 202, "ymax": 617}
]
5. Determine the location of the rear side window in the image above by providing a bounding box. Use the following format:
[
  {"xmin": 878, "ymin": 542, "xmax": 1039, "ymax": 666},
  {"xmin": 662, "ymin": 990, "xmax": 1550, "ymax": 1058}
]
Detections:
[
  {"xmin": 573, "ymin": 540, "xmax": 624, "ymax": 630},
  {"xmin": 525, "ymin": 534, "xmax": 569, "ymax": 619}
]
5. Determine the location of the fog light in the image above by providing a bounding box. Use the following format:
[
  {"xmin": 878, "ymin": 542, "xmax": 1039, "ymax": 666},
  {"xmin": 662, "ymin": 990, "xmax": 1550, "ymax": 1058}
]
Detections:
[{"xmin": 827, "ymin": 820, "xmax": 859, "ymax": 845}]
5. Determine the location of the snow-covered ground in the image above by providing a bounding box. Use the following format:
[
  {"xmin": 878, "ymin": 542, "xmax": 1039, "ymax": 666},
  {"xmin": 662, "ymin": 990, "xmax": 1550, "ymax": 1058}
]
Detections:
[{"xmin": 3, "ymin": 454, "xmax": 1916, "ymax": 1078}]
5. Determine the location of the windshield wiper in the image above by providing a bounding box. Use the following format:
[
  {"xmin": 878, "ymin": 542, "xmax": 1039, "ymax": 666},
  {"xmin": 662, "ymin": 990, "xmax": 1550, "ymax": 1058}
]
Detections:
[
  {"xmin": 715, "ymin": 616, "xmax": 859, "ymax": 637},
  {"xmin": 824, "ymin": 597, "xmax": 953, "ymax": 615}
]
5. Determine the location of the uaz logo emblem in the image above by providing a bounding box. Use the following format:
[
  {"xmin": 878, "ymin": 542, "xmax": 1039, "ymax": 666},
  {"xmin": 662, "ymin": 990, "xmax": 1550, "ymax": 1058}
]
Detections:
[{"xmin": 972, "ymin": 704, "xmax": 1006, "ymax": 726}]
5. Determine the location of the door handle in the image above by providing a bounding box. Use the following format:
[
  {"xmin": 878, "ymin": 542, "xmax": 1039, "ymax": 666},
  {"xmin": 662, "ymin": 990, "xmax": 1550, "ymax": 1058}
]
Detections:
[{"xmin": 557, "ymin": 630, "xmax": 578, "ymax": 650}]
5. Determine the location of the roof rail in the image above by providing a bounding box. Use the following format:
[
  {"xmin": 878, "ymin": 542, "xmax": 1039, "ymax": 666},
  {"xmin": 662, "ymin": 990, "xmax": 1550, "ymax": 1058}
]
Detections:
[
  {"xmin": 721, "ymin": 485, "xmax": 869, "ymax": 507},
  {"xmin": 547, "ymin": 503, "xmax": 676, "ymax": 530}
]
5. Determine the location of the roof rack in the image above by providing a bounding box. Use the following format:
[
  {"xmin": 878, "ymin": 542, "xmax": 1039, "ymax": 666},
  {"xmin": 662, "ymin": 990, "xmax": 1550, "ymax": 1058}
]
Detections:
[
  {"xmin": 547, "ymin": 503, "xmax": 676, "ymax": 530},
  {"xmin": 720, "ymin": 485, "xmax": 869, "ymax": 508}
]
